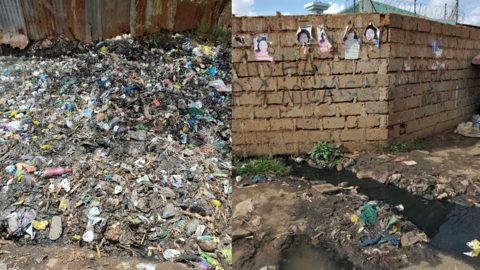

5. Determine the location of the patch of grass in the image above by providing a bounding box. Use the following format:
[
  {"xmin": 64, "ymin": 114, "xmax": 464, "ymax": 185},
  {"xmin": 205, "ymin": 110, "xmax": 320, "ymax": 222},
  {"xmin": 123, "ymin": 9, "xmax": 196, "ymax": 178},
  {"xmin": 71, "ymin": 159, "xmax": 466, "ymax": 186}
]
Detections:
[
  {"xmin": 232, "ymin": 155, "xmax": 291, "ymax": 177},
  {"xmin": 388, "ymin": 141, "xmax": 409, "ymax": 152},
  {"xmin": 410, "ymin": 136, "xmax": 426, "ymax": 150},
  {"xmin": 372, "ymin": 141, "xmax": 387, "ymax": 152},
  {"xmin": 212, "ymin": 25, "xmax": 232, "ymax": 46},
  {"xmin": 308, "ymin": 142, "xmax": 344, "ymax": 167},
  {"xmin": 195, "ymin": 20, "xmax": 210, "ymax": 40}
]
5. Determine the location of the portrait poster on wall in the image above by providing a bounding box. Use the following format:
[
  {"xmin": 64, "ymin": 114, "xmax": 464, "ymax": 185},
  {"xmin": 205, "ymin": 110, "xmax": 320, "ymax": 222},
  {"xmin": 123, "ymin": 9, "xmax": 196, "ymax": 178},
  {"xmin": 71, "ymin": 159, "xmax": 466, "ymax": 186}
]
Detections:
[
  {"xmin": 296, "ymin": 26, "xmax": 312, "ymax": 54},
  {"xmin": 364, "ymin": 22, "xmax": 380, "ymax": 47},
  {"xmin": 317, "ymin": 25, "xmax": 333, "ymax": 53},
  {"xmin": 254, "ymin": 34, "xmax": 274, "ymax": 62},
  {"xmin": 342, "ymin": 26, "xmax": 360, "ymax": 51}
]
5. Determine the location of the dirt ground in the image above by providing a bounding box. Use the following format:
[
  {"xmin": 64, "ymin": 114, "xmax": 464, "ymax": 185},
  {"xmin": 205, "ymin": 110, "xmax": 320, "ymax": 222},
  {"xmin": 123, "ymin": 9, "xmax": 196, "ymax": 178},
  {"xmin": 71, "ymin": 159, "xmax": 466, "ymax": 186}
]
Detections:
[
  {"xmin": 351, "ymin": 130, "xmax": 480, "ymax": 203},
  {"xmin": 232, "ymin": 179, "xmax": 479, "ymax": 270},
  {"xmin": 0, "ymin": 241, "xmax": 191, "ymax": 270}
]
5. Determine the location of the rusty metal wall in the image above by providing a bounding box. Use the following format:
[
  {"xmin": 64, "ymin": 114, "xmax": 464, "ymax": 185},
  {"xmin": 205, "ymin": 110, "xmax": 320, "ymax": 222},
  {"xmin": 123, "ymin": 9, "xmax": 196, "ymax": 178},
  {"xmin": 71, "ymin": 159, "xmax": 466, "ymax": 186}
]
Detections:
[
  {"xmin": 0, "ymin": 0, "xmax": 29, "ymax": 49},
  {"xmin": 0, "ymin": 0, "xmax": 227, "ymax": 48}
]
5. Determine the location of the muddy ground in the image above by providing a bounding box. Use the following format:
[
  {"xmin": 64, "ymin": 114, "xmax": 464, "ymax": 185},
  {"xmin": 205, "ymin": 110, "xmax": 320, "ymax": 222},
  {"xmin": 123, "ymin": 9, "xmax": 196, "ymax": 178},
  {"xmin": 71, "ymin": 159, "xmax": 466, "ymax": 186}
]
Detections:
[
  {"xmin": 350, "ymin": 129, "xmax": 480, "ymax": 204},
  {"xmin": 0, "ymin": 241, "xmax": 191, "ymax": 270},
  {"xmin": 232, "ymin": 179, "xmax": 478, "ymax": 270}
]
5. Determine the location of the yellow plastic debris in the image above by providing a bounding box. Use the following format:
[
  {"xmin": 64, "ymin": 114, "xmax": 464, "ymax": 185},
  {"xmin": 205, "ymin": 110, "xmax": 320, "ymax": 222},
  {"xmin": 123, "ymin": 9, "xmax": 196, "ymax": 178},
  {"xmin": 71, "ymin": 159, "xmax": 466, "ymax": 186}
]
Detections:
[
  {"xmin": 41, "ymin": 145, "xmax": 52, "ymax": 150},
  {"xmin": 211, "ymin": 200, "xmax": 222, "ymax": 207},
  {"xmin": 465, "ymin": 239, "xmax": 480, "ymax": 257},
  {"xmin": 350, "ymin": 215, "xmax": 359, "ymax": 222},
  {"xmin": 32, "ymin": 220, "xmax": 49, "ymax": 230},
  {"xmin": 100, "ymin": 46, "xmax": 107, "ymax": 54}
]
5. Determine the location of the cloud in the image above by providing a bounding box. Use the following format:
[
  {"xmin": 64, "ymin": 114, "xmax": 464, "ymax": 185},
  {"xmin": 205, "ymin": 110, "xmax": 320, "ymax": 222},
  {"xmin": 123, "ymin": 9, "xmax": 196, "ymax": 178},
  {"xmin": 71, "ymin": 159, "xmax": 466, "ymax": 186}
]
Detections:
[
  {"xmin": 233, "ymin": 0, "xmax": 255, "ymax": 16},
  {"xmin": 463, "ymin": 7, "xmax": 480, "ymax": 26},
  {"xmin": 283, "ymin": 12, "xmax": 291, "ymax": 15},
  {"xmin": 323, "ymin": 2, "xmax": 345, "ymax": 14}
]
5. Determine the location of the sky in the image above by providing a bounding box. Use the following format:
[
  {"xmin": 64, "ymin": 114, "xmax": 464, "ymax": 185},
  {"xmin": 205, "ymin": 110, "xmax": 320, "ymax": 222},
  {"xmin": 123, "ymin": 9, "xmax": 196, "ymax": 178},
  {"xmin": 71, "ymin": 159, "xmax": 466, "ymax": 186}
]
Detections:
[{"xmin": 232, "ymin": 0, "xmax": 480, "ymax": 26}]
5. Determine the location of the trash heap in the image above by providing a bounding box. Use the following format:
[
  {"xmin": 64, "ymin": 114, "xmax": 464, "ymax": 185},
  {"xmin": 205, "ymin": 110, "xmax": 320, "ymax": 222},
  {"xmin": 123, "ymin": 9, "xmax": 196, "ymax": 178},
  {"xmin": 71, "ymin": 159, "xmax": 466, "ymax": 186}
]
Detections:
[{"xmin": 0, "ymin": 33, "xmax": 232, "ymax": 269}]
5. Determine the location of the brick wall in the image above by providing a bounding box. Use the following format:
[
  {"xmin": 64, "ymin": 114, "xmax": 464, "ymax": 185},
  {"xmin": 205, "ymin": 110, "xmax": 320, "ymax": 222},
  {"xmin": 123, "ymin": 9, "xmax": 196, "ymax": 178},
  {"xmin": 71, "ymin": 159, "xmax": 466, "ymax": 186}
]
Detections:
[{"xmin": 232, "ymin": 13, "xmax": 480, "ymax": 156}]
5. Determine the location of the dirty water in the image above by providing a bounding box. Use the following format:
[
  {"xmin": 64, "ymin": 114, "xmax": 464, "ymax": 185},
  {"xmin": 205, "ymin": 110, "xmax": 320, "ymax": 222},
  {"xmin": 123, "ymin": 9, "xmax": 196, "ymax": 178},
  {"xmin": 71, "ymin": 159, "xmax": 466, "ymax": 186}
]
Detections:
[
  {"xmin": 288, "ymin": 162, "xmax": 480, "ymax": 267},
  {"xmin": 280, "ymin": 236, "xmax": 354, "ymax": 270}
]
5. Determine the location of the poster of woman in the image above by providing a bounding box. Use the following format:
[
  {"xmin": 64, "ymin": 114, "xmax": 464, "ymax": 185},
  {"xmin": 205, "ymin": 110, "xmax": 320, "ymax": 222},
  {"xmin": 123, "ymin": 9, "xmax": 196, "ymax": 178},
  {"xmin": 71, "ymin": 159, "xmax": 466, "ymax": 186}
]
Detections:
[
  {"xmin": 341, "ymin": 26, "xmax": 360, "ymax": 51},
  {"xmin": 317, "ymin": 25, "xmax": 333, "ymax": 53},
  {"xmin": 254, "ymin": 35, "xmax": 274, "ymax": 62},
  {"xmin": 364, "ymin": 23, "xmax": 380, "ymax": 47},
  {"xmin": 296, "ymin": 26, "xmax": 312, "ymax": 45}
]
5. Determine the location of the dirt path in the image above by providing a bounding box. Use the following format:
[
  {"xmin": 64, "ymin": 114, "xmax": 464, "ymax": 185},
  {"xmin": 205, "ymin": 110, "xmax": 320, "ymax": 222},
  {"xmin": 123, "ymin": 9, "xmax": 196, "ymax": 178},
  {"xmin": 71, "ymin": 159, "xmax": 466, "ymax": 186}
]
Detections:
[
  {"xmin": 232, "ymin": 179, "xmax": 479, "ymax": 270},
  {"xmin": 0, "ymin": 242, "xmax": 190, "ymax": 270}
]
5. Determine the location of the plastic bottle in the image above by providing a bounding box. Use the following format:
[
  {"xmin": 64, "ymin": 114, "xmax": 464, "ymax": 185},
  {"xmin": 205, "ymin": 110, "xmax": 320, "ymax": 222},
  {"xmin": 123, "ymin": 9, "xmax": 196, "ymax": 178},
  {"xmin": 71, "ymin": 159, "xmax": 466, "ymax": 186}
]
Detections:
[{"xmin": 43, "ymin": 167, "xmax": 72, "ymax": 179}]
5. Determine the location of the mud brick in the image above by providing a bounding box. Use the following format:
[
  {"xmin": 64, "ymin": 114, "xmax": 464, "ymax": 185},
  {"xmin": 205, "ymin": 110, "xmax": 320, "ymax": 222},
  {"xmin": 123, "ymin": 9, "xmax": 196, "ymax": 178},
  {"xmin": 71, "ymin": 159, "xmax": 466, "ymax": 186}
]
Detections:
[
  {"xmin": 346, "ymin": 116, "xmax": 358, "ymax": 128},
  {"xmin": 270, "ymin": 118, "xmax": 295, "ymax": 131},
  {"xmin": 443, "ymin": 23, "xmax": 454, "ymax": 36},
  {"xmin": 282, "ymin": 131, "xmax": 309, "ymax": 143},
  {"xmin": 278, "ymin": 76, "xmax": 302, "ymax": 90},
  {"xmin": 431, "ymin": 21, "xmax": 442, "ymax": 34},
  {"xmin": 280, "ymin": 104, "xmax": 314, "ymax": 118},
  {"xmin": 417, "ymin": 18, "xmax": 431, "ymax": 33},
  {"xmin": 244, "ymin": 119, "xmax": 268, "ymax": 132},
  {"xmin": 233, "ymin": 78, "xmax": 252, "ymax": 92},
  {"xmin": 254, "ymin": 132, "xmax": 283, "ymax": 144},
  {"xmin": 254, "ymin": 106, "xmax": 278, "ymax": 118},
  {"xmin": 281, "ymin": 16, "xmax": 298, "ymax": 30},
  {"xmin": 367, "ymin": 45, "xmax": 390, "ymax": 59},
  {"xmin": 326, "ymin": 14, "xmax": 353, "ymax": 29},
  {"xmin": 358, "ymin": 115, "xmax": 380, "ymax": 128},
  {"xmin": 338, "ymin": 102, "xmax": 363, "ymax": 116},
  {"xmin": 314, "ymin": 103, "xmax": 337, "ymax": 117},
  {"xmin": 232, "ymin": 132, "xmax": 255, "ymax": 145},
  {"xmin": 233, "ymin": 106, "xmax": 253, "ymax": 119},
  {"xmin": 393, "ymin": 98, "xmax": 407, "ymax": 112},
  {"xmin": 305, "ymin": 130, "xmax": 331, "ymax": 142},
  {"xmin": 237, "ymin": 92, "xmax": 263, "ymax": 106},
  {"xmin": 366, "ymin": 129, "xmax": 388, "ymax": 140},
  {"xmin": 341, "ymin": 129, "xmax": 365, "ymax": 141},
  {"xmin": 331, "ymin": 61, "xmax": 353, "ymax": 75},
  {"xmin": 296, "ymin": 118, "xmax": 321, "ymax": 129},
  {"xmin": 366, "ymin": 102, "xmax": 389, "ymax": 114},
  {"xmin": 323, "ymin": 117, "xmax": 345, "ymax": 129},
  {"xmin": 384, "ymin": 13, "xmax": 403, "ymax": 28},
  {"xmin": 388, "ymin": 28, "xmax": 405, "ymax": 43}
]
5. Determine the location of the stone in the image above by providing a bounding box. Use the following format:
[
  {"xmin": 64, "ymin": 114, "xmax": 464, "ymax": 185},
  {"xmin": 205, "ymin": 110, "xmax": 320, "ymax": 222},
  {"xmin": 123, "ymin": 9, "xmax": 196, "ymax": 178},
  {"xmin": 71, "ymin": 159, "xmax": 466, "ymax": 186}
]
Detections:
[
  {"xmin": 232, "ymin": 228, "xmax": 252, "ymax": 240},
  {"xmin": 233, "ymin": 198, "xmax": 254, "ymax": 219},
  {"xmin": 49, "ymin": 216, "xmax": 62, "ymax": 240},
  {"xmin": 336, "ymin": 163, "xmax": 344, "ymax": 171},
  {"xmin": 115, "ymin": 262, "xmax": 132, "ymax": 270},
  {"xmin": 357, "ymin": 170, "xmax": 374, "ymax": 179},
  {"xmin": 437, "ymin": 192, "xmax": 448, "ymax": 200},
  {"xmin": 460, "ymin": 180, "xmax": 470, "ymax": 186},
  {"xmin": 311, "ymin": 184, "xmax": 339, "ymax": 194},
  {"xmin": 198, "ymin": 239, "xmax": 217, "ymax": 251},
  {"xmin": 46, "ymin": 259, "xmax": 58, "ymax": 268},
  {"xmin": 185, "ymin": 219, "xmax": 200, "ymax": 236},
  {"xmin": 251, "ymin": 215, "xmax": 262, "ymax": 226},
  {"xmin": 389, "ymin": 174, "xmax": 402, "ymax": 183}
]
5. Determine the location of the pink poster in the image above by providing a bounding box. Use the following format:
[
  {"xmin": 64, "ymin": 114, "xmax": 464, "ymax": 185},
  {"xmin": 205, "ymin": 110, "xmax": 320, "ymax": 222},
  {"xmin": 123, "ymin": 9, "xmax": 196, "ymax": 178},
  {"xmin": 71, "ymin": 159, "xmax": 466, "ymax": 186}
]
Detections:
[{"xmin": 317, "ymin": 25, "xmax": 333, "ymax": 53}]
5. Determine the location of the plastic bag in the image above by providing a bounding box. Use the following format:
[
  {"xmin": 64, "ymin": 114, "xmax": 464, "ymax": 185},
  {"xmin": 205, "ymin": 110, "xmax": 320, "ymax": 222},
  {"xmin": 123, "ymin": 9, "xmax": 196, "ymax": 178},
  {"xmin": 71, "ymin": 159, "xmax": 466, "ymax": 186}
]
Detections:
[
  {"xmin": 359, "ymin": 204, "xmax": 377, "ymax": 224},
  {"xmin": 385, "ymin": 216, "xmax": 401, "ymax": 234}
]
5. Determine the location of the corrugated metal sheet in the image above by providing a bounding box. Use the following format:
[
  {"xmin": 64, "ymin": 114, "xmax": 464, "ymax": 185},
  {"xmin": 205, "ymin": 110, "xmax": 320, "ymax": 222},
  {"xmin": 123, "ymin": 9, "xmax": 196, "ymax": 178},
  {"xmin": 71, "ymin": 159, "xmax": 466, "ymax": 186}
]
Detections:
[
  {"xmin": 21, "ymin": 0, "xmax": 58, "ymax": 41},
  {"xmin": 0, "ymin": 0, "xmax": 29, "ymax": 49},
  {"xmin": 0, "ymin": 0, "xmax": 226, "ymax": 47}
]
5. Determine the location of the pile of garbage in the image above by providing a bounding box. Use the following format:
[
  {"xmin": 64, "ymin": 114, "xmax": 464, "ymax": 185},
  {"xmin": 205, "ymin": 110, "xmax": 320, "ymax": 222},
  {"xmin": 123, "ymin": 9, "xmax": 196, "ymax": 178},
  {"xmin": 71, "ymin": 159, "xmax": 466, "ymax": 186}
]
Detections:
[
  {"xmin": 456, "ymin": 114, "xmax": 480, "ymax": 137},
  {"xmin": 306, "ymin": 186, "xmax": 433, "ymax": 269},
  {"xmin": 0, "ymin": 32, "xmax": 232, "ymax": 269}
]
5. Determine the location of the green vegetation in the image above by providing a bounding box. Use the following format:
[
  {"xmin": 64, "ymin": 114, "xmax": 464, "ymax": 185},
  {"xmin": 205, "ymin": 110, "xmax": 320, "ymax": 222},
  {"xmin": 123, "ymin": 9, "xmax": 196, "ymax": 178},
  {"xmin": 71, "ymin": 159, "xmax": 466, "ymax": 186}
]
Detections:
[
  {"xmin": 195, "ymin": 20, "xmax": 210, "ymax": 40},
  {"xmin": 212, "ymin": 25, "xmax": 232, "ymax": 46},
  {"xmin": 410, "ymin": 136, "xmax": 426, "ymax": 150},
  {"xmin": 308, "ymin": 142, "xmax": 344, "ymax": 167},
  {"xmin": 388, "ymin": 141, "xmax": 409, "ymax": 152},
  {"xmin": 233, "ymin": 155, "xmax": 292, "ymax": 177},
  {"xmin": 372, "ymin": 141, "xmax": 387, "ymax": 152},
  {"xmin": 376, "ymin": 136, "xmax": 426, "ymax": 153}
]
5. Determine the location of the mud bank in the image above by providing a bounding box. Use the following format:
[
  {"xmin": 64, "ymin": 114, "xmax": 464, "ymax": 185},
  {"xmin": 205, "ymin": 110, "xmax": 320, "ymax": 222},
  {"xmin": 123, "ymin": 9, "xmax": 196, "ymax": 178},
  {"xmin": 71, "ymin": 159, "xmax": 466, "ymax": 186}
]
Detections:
[
  {"xmin": 342, "ymin": 131, "xmax": 480, "ymax": 204},
  {"xmin": 232, "ymin": 177, "xmax": 478, "ymax": 270}
]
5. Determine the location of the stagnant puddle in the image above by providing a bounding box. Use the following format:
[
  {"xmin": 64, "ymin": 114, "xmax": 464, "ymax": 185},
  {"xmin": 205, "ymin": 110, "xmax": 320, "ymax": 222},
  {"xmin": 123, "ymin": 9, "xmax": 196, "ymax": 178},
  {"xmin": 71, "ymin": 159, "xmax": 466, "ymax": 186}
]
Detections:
[{"xmin": 280, "ymin": 163, "xmax": 480, "ymax": 268}]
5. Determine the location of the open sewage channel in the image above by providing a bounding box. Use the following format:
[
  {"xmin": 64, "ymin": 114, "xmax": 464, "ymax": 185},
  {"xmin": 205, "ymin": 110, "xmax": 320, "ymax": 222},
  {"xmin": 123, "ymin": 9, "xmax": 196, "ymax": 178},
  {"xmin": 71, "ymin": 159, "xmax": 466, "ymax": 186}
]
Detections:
[{"xmin": 279, "ymin": 162, "xmax": 480, "ymax": 269}]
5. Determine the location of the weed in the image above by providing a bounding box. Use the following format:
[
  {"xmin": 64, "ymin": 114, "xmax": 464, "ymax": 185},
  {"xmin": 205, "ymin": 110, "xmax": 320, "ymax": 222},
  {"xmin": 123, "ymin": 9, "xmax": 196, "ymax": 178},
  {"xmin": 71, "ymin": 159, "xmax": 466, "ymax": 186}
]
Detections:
[
  {"xmin": 372, "ymin": 141, "xmax": 387, "ymax": 152},
  {"xmin": 212, "ymin": 25, "xmax": 232, "ymax": 46},
  {"xmin": 410, "ymin": 136, "xmax": 426, "ymax": 150},
  {"xmin": 388, "ymin": 141, "xmax": 409, "ymax": 152},
  {"xmin": 232, "ymin": 155, "xmax": 291, "ymax": 177},
  {"xmin": 308, "ymin": 142, "xmax": 344, "ymax": 167},
  {"xmin": 195, "ymin": 20, "xmax": 210, "ymax": 40}
]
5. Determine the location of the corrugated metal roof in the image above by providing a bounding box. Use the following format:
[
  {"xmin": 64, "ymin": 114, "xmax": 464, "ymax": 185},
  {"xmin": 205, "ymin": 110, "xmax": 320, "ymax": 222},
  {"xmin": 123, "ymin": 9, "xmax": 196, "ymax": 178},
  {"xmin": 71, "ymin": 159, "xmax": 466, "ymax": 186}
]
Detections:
[{"xmin": 0, "ymin": 0, "xmax": 29, "ymax": 49}]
